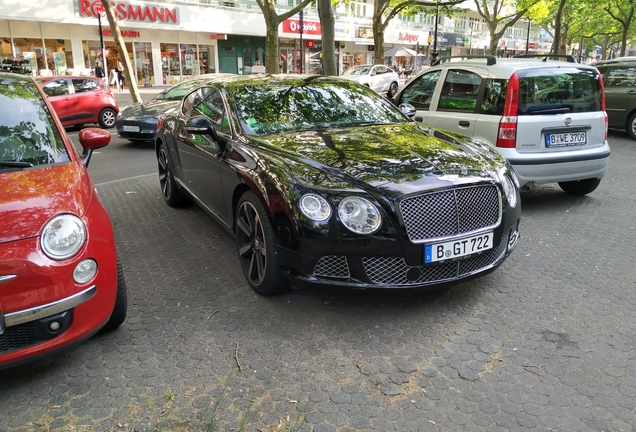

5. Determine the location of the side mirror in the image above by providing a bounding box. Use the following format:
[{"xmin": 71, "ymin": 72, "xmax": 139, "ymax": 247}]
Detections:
[
  {"xmin": 79, "ymin": 128, "xmax": 110, "ymax": 167},
  {"xmin": 184, "ymin": 116, "xmax": 218, "ymax": 141},
  {"xmin": 399, "ymin": 103, "xmax": 417, "ymax": 119}
]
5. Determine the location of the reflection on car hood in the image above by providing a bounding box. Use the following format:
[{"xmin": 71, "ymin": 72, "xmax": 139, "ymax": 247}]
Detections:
[
  {"xmin": 339, "ymin": 75, "xmax": 368, "ymax": 83},
  {"xmin": 120, "ymin": 99, "xmax": 179, "ymax": 119},
  {"xmin": 254, "ymin": 123, "xmax": 504, "ymax": 195},
  {"xmin": 0, "ymin": 163, "xmax": 92, "ymax": 243}
]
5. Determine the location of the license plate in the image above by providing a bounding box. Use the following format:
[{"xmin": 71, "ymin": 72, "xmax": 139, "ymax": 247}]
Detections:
[
  {"xmin": 121, "ymin": 125, "xmax": 140, "ymax": 132},
  {"xmin": 545, "ymin": 131, "xmax": 586, "ymax": 147},
  {"xmin": 424, "ymin": 232, "xmax": 494, "ymax": 263}
]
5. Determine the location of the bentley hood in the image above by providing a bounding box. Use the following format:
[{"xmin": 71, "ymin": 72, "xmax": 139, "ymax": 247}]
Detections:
[
  {"xmin": 253, "ymin": 123, "xmax": 507, "ymax": 195},
  {"xmin": 0, "ymin": 163, "xmax": 93, "ymax": 243}
]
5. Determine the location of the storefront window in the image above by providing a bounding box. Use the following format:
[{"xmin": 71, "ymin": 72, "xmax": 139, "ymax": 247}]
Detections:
[
  {"xmin": 1, "ymin": 38, "xmax": 13, "ymax": 56},
  {"xmin": 135, "ymin": 42, "xmax": 154, "ymax": 86},
  {"xmin": 13, "ymin": 38, "xmax": 45, "ymax": 72},
  {"xmin": 82, "ymin": 40, "xmax": 102, "ymax": 70},
  {"xmin": 161, "ymin": 43, "xmax": 180, "ymax": 85},
  {"xmin": 198, "ymin": 45, "xmax": 215, "ymax": 74},
  {"xmin": 180, "ymin": 43, "xmax": 198, "ymax": 77},
  {"xmin": 44, "ymin": 39, "xmax": 73, "ymax": 74}
]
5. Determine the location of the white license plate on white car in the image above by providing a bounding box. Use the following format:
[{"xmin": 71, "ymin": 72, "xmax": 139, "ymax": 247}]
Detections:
[
  {"xmin": 424, "ymin": 232, "xmax": 494, "ymax": 263},
  {"xmin": 121, "ymin": 125, "xmax": 140, "ymax": 132},
  {"xmin": 545, "ymin": 131, "xmax": 586, "ymax": 147}
]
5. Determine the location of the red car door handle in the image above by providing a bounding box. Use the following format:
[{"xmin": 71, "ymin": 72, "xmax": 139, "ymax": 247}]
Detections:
[{"xmin": 63, "ymin": 97, "xmax": 70, "ymax": 101}]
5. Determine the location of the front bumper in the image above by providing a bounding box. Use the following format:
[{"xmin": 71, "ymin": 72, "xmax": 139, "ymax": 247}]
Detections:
[{"xmin": 278, "ymin": 219, "xmax": 521, "ymax": 290}]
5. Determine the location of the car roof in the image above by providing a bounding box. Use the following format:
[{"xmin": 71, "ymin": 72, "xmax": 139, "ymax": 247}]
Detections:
[
  {"xmin": 178, "ymin": 74, "xmax": 348, "ymax": 90},
  {"xmin": 36, "ymin": 75, "xmax": 103, "ymax": 80},
  {"xmin": 429, "ymin": 56, "xmax": 598, "ymax": 78},
  {"xmin": 0, "ymin": 72, "xmax": 35, "ymax": 83},
  {"xmin": 593, "ymin": 57, "xmax": 636, "ymax": 66}
]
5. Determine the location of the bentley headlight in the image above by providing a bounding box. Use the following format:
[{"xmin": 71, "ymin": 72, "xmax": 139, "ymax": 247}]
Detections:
[
  {"xmin": 501, "ymin": 175, "xmax": 518, "ymax": 208},
  {"xmin": 338, "ymin": 196, "xmax": 382, "ymax": 234},
  {"xmin": 299, "ymin": 194, "xmax": 331, "ymax": 221},
  {"xmin": 41, "ymin": 214, "xmax": 86, "ymax": 260}
]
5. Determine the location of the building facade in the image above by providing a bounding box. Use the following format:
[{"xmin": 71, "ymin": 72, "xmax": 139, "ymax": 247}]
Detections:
[{"xmin": 1, "ymin": 0, "xmax": 548, "ymax": 85}]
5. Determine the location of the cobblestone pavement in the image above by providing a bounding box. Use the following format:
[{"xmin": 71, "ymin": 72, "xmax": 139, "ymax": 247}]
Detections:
[{"xmin": 1, "ymin": 133, "xmax": 635, "ymax": 432}]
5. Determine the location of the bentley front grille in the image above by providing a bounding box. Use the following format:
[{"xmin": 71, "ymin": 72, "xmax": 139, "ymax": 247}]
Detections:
[
  {"xmin": 313, "ymin": 255, "xmax": 350, "ymax": 279},
  {"xmin": 399, "ymin": 185, "xmax": 501, "ymax": 243},
  {"xmin": 363, "ymin": 231, "xmax": 509, "ymax": 286}
]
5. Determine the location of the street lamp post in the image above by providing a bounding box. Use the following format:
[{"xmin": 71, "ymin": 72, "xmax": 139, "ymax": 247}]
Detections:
[
  {"xmin": 97, "ymin": 9, "xmax": 108, "ymax": 83},
  {"xmin": 430, "ymin": 2, "xmax": 439, "ymax": 65},
  {"xmin": 525, "ymin": 19, "xmax": 531, "ymax": 55}
]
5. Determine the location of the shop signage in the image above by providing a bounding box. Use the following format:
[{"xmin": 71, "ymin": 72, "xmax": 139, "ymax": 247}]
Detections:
[
  {"xmin": 102, "ymin": 29, "xmax": 141, "ymax": 38},
  {"xmin": 79, "ymin": 0, "xmax": 179, "ymax": 24},
  {"xmin": 282, "ymin": 19, "xmax": 321, "ymax": 35},
  {"xmin": 356, "ymin": 26, "xmax": 374, "ymax": 39},
  {"xmin": 306, "ymin": 40, "xmax": 315, "ymax": 48},
  {"xmin": 334, "ymin": 22, "xmax": 354, "ymax": 38},
  {"xmin": 528, "ymin": 43, "xmax": 536, "ymax": 49},
  {"xmin": 398, "ymin": 32, "xmax": 419, "ymax": 43},
  {"xmin": 210, "ymin": 34, "xmax": 228, "ymax": 40}
]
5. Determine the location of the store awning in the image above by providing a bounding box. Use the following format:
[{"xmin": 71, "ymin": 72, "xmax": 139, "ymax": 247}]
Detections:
[{"xmin": 384, "ymin": 46, "xmax": 418, "ymax": 57}]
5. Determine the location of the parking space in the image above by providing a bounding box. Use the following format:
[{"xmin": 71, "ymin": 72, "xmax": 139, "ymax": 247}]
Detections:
[{"xmin": 0, "ymin": 131, "xmax": 635, "ymax": 431}]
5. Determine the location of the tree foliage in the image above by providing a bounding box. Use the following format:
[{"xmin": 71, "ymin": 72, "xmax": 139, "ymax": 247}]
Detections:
[{"xmin": 472, "ymin": 0, "xmax": 539, "ymax": 55}]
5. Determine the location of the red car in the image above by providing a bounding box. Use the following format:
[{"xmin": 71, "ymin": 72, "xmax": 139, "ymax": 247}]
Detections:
[
  {"xmin": 36, "ymin": 76, "xmax": 119, "ymax": 129},
  {"xmin": 0, "ymin": 72, "xmax": 126, "ymax": 370}
]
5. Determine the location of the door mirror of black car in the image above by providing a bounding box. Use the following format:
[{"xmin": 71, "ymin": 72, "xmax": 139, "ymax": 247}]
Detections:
[
  {"xmin": 184, "ymin": 116, "xmax": 218, "ymax": 141},
  {"xmin": 399, "ymin": 103, "xmax": 417, "ymax": 118}
]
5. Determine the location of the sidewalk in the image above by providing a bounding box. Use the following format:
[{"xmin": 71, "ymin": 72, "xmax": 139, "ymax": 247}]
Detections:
[{"xmin": 112, "ymin": 85, "xmax": 166, "ymax": 108}]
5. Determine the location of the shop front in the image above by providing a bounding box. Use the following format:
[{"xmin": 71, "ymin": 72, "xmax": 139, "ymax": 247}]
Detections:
[
  {"xmin": 217, "ymin": 35, "xmax": 265, "ymax": 75},
  {"xmin": 278, "ymin": 17, "xmax": 321, "ymax": 74}
]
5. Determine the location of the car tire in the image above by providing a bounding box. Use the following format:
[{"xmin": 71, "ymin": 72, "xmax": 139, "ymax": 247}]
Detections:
[
  {"xmin": 388, "ymin": 82, "xmax": 398, "ymax": 98},
  {"xmin": 235, "ymin": 190, "xmax": 291, "ymax": 296},
  {"xmin": 98, "ymin": 108, "xmax": 117, "ymax": 129},
  {"xmin": 101, "ymin": 256, "xmax": 127, "ymax": 332},
  {"xmin": 627, "ymin": 111, "xmax": 636, "ymax": 140},
  {"xmin": 157, "ymin": 142, "xmax": 189, "ymax": 207},
  {"xmin": 558, "ymin": 178, "xmax": 601, "ymax": 195}
]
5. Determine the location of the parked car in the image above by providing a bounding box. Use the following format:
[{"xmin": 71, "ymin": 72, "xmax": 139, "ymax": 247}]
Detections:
[
  {"xmin": 393, "ymin": 55, "xmax": 611, "ymax": 195},
  {"xmin": 116, "ymin": 75, "xmax": 217, "ymax": 142},
  {"xmin": 154, "ymin": 74, "xmax": 521, "ymax": 296},
  {"xmin": 593, "ymin": 57, "xmax": 636, "ymax": 140},
  {"xmin": 340, "ymin": 64, "xmax": 400, "ymax": 97},
  {"xmin": 0, "ymin": 73, "xmax": 126, "ymax": 370},
  {"xmin": 36, "ymin": 76, "xmax": 119, "ymax": 129}
]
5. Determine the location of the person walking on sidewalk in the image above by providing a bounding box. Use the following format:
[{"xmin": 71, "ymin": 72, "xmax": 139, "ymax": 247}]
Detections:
[
  {"xmin": 115, "ymin": 60, "xmax": 125, "ymax": 92},
  {"xmin": 94, "ymin": 61, "xmax": 105, "ymax": 85}
]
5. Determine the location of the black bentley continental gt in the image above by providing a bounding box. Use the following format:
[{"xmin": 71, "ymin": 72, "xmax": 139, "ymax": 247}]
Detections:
[{"xmin": 155, "ymin": 74, "xmax": 521, "ymax": 295}]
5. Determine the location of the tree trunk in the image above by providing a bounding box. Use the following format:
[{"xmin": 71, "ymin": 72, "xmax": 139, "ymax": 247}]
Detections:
[
  {"xmin": 552, "ymin": 0, "xmax": 567, "ymax": 55},
  {"xmin": 488, "ymin": 22, "xmax": 499, "ymax": 55},
  {"xmin": 620, "ymin": 11, "xmax": 633, "ymax": 56},
  {"xmin": 318, "ymin": 0, "xmax": 336, "ymax": 76},
  {"xmin": 373, "ymin": 12, "xmax": 386, "ymax": 65},
  {"xmin": 264, "ymin": 12, "xmax": 280, "ymax": 74},
  {"xmin": 101, "ymin": 0, "xmax": 141, "ymax": 104}
]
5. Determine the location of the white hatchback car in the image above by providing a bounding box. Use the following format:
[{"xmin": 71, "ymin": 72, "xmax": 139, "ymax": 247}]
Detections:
[
  {"xmin": 341, "ymin": 64, "xmax": 400, "ymax": 98},
  {"xmin": 393, "ymin": 55, "xmax": 610, "ymax": 195}
]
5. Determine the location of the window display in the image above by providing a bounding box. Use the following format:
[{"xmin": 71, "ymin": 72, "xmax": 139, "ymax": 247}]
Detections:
[
  {"xmin": 135, "ymin": 42, "xmax": 154, "ymax": 86},
  {"xmin": 44, "ymin": 39, "xmax": 73, "ymax": 74},
  {"xmin": 161, "ymin": 43, "xmax": 181, "ymax": 85}
]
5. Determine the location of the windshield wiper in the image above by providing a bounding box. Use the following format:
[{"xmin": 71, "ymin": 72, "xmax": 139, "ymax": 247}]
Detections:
[
  {"xmin": 527, "ymin": 107, "xmax": 571, "ymax": 114},
  {"xmin": 0, "ymin": 161, "xmax": 34, "ymax": 168}
]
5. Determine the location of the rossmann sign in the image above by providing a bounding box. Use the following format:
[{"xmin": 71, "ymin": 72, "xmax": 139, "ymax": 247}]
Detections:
[
  {"xmin": 282, "ymin": 19, "xmax": 321, "ymax": 35},
  {"xmin": 79, "ymin": 0, "xmax": 179, "ymax": 24}
]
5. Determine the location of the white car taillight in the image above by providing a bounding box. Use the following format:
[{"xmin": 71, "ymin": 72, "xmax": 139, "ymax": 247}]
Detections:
[{"xmin": 497, "ymin": 72, "xmax": 520, "ymax": 149}]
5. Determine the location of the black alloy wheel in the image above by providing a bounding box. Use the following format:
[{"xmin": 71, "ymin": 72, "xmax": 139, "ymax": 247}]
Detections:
[
  {"xmin": 388, "ymin": 82, "xmax": 398, "ymax": 98},
  {"xmin": 628, "ymin": 112, "xmax": 636, "ymax": 140},
  {"xmin": 157, "ymin": 143, "xmax": 189, "ymax": 207},
  {"xmin": 235, "ymin": 191, "xmax": 290, "ymax": 295}
]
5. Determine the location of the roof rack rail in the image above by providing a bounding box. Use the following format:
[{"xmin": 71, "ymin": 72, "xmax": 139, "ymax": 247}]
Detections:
[
  {"xmin": 513, "ymin": 54, "xmax": 576, "ymax": 63},
  {"xmin": 431, "ymin": 55, "xmax": 497, "ymax": 67}
]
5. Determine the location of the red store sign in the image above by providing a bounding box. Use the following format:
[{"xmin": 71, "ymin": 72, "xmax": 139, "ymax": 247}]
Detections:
[
  {"xmin": 102, "ymin": 29, "xmax": 141, "ymax": 38},
  {"xmin": 398, "ymin": 32, "xmax": 419, "ymax": 43},
  {"xmin": 79, "ymin": 0, "xmax": 179, "ymax": 24},
  {"xmin": 282, "ymin": 19, "xmax": 321, "ymax": 35}
]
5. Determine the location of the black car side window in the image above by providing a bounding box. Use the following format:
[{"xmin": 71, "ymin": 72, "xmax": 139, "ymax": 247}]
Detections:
[
  {"xmin": 400, "ymin": 70, "xmax": 441, "ymax": 110},
  {"xmin": 42, "ymin": 79, "xmax": 70, "ymax": 97},
  {"xmin": 604, "ymin": 67, "xmax": 636, "ymax": 88},
  {"xmin": 196, "ymin": 87, "xmax": 230, "ymax": 135}
]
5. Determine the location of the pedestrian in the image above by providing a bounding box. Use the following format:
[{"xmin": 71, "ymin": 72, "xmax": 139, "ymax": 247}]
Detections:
[
  {"xmin": 94, "ymin": 61, "xmax": 104, "ymax": 84},
  {"xmin": 115, "ymin": 60, "xmax": 125, "ymax": 91}
]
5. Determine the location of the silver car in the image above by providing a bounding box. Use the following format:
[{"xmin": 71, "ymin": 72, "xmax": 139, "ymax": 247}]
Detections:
[
  {"xmin": 341, "ymin": 64, "xmax": 400, "ymax": 98},
  {"xmin": 394, "ymin": 56, "xmax": 610, "ymax": 195}
]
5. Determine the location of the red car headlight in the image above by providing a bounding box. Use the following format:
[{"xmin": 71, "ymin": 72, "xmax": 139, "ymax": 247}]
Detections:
[{"xmin": 41, "ymin": 214, "xmax": 86, "ymax": 260}]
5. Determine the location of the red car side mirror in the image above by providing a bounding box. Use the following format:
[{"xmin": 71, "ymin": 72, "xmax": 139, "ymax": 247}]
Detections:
[{"xmin": 79, "ymin": 128, "xmax": 111, "ymax": 167}]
